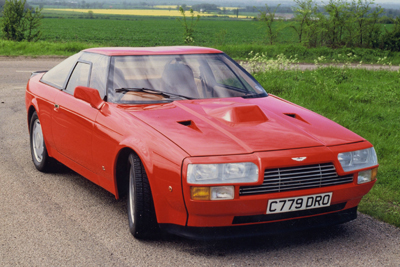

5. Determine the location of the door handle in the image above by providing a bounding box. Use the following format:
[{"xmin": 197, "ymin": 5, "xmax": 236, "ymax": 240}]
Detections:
[{"xmin": 54, "ymin": 104, "xmax": 60, "ymax": 111}]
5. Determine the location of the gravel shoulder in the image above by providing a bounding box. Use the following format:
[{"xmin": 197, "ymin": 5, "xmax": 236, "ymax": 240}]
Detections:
[{"xmin": 0, "ymin": 58, "xmax": 399, "ymax": 266}]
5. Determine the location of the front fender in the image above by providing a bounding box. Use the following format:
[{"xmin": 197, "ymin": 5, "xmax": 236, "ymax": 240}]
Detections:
[{"xmin": 115, "ymin": 133, "xmax": 189, "ymax": 226}]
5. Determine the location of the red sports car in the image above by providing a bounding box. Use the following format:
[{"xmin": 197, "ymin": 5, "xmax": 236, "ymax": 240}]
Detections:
[{"xmin": 25, "ymin": 46, "xmax": 378, "ymax": 239}]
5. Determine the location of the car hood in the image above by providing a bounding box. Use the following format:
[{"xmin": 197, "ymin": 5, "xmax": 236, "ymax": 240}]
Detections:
[{"xmin": 121, "ymin": 96, "xmax": 364, "ymax": 157}]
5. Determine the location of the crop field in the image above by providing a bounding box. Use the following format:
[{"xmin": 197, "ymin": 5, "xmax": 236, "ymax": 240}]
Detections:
[
  {"xmin": 36, "ymin": 18, "xmax": 295, "ymax": 47},
  {"xmin": 44, "ymin": 8, "xmax": 249, "ymax": 19},
  {"xmin": 0, "ymin": 16, "xmax": 398, "ymax": 64},
  {"xmin": 136, "ymin": 5, "xmax": 244, "ymax": 11},
  {"xmin": 36, "ymin": 16, "xmax": 394, "ymax": 46},
  {"xmin": 1, "ymin": 16, "xmax": 398, "ymax": 64}
]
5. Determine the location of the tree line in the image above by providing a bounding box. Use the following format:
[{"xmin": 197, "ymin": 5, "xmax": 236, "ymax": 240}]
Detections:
[
  {"xmin": 249, "ymin": 4, "xmax": 400, "ymax": 20},
  {"xmin": 259, "ymin": 0, "xmax": 400, "ymax": 51}
]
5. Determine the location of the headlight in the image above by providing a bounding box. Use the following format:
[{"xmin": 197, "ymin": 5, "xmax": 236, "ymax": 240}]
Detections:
[
  {"xmin": 338, "ymin": 147, "xmax": 378, "ymax": 172},
  {"xmin": 187, "ymin": 162, "xmax": 259, "ymax": 184}
]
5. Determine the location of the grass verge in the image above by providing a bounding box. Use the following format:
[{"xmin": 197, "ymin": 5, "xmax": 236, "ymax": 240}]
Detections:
[
  {"xmin": 1, "ymin": 39, "xmax": 400, "ymax": 66},
  {"xmin": 253, "ymin": 67, "xmax": 400, "ymax": 227},
  {"xmin": 0, "ymin": 40, "xmax": 91, "ymax": 56},
  {"xmin": 217, "ymin": 44, "xmax": 400, "ymax": 64}
]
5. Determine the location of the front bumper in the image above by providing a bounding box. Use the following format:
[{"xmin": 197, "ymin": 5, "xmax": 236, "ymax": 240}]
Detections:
[
  {"xmin": 181, "ymin": 143, "xmax": 376, "ymax": 228},
  {"xmin": 160, "ymin": 206, "xmax": 358, "ymax": 240}
]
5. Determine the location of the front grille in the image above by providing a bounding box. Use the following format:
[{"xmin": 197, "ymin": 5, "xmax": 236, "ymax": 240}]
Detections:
[{"xmin": 240, "ymin": 163, "xmax": 353, "ymax": 196}]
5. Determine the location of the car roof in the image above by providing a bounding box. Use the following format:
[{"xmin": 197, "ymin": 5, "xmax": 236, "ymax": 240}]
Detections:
[{"xmin": 83, "ymin": 46, "xmax": 222, "ymax": 56}]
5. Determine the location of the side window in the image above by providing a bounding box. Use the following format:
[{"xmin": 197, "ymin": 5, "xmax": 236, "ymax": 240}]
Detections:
[
  {"xmin": 208, "ymin": 59, "xmax": 245, "ymax": 90},
  {"xmin": 65, "ymin": 62, "xmax": 91, "ymax": 94},
  {"xmin": 80, "ymin": 52, "xmax": 109, "ymax": 99},
  {"xmin": 41, "ymin": 52, "xmax": 82, "ymax": 89}
]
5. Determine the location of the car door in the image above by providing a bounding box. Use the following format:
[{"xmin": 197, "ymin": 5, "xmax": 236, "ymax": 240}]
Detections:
[
  {"xmin": 52, "ymin": 61, "xmax": 99, "ymax": 172},
  {"xmin": 38, "ymin": 53, "xmax": 83, "ymax": 150}
]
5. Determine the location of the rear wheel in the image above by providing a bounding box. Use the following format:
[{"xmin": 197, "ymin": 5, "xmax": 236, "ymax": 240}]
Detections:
[
  {"xmin": 127, "ymin": 153, "xmax": 158, "ymax": 239},
  {"xmin": 30, "ymin": 111, "xmax": 56, "ymax": 172}
]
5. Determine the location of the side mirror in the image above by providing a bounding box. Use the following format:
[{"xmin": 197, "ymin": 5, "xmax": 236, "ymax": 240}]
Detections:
[{"xmin": 74, "ymin": 86, "xmax": 104, "ymax": 110}]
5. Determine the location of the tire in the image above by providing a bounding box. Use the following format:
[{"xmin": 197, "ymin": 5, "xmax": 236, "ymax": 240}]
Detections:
[
  {"xmin": 127, "ymin": 153, "xmax": 158, "ymax": 239},
  {"xmin": 29, "ymin": 111, "xmax": 56, "ymax": 172}
]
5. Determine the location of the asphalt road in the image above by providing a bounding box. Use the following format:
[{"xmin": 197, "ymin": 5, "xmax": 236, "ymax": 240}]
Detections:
[{"xmin": 1, "ymin": 57, "xmax": 399, "ymax": 266}]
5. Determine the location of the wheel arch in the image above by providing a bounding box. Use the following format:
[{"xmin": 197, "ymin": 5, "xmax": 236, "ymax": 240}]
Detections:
[
  {"xmin": 114, "ymin": 145, "xmax": 155, "ymax": 198},
  {"xmin": 113, "ymin": 132, "xmax": 156, "ymax": 199},
  {"xmin": 113, "ymin": 134, "xmax": 188, "ymax": 226},
  {"xmin": 27, "ymin": 105, "xmax": 37, "ymax": 132},
  {"xmin": 114, "ymin": 146, "xmax": 134, "ymax": 199}
]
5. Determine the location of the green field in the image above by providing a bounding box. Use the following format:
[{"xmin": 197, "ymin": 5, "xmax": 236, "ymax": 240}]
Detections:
[
  {"xmin": 37, "ymin": 18, "xmax": 272, "ymax": 46},
  {"xmin": 1, "ymin": 17, "xmax": 399, "ymax": 65}
]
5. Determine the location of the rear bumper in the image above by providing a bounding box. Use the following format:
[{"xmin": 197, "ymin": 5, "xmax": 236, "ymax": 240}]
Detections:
[{"xmin": 159, "ymin": 206, "xmax": 357, "ymax": 240}]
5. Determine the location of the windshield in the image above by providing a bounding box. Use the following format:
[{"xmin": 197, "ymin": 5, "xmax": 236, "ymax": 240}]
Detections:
[{"xmin": 107, "ymin": 53, "xmax": 267, "ymax": 104}]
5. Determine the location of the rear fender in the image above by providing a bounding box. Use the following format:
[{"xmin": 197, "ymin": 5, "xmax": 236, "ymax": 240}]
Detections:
[{"xmin": 26, "ymin": 94, "xmax": 39, "ymax": 130}]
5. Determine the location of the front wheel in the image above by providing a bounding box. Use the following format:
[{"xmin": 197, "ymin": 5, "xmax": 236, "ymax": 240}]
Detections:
[
  {"xmin": 29, "ymin": 111, "xmax": 56, "ymax": 172},
  {"xmin": 127, "ymin": 153, "xmax": 158, "ymax": 239}
]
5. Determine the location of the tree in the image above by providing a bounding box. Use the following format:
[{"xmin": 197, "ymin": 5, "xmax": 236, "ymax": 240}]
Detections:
[
  {"xmin": 233, "ymin": 8, "xmax": 239, "ymax": 18},
  {"xmin": 380, "ymin": 17, "xmax": 400, "ymax": 51},
  {"xmin": 87, "ymin": 10, "xmax": 94, "ymax": 19},
  {"xmin": 25, "ymin": 6, "xmax": 43, "ymax": 41},
  {"xmin": 291, "ymin": 0, "xmax": 317, "ymax": 43},
  {"xmin": 351, "ymin": 0, "xmax": 383, "ymax": 47},
  {"xmin": 304, "ymin": 11, "xmax": 326, "ymax": 47},
  {"xmin": 176, "ymin": 7, "xmax": 200, "ymax": 44},
  {"xmin": 258, "ymin": 4, "xmax": 281, "ymax": 45},
  {"xmin": 2, "ymin": 0, "xmax": 26, "ymax": 41},
  {"xmin": 1, "ymin": 0, "xmax": 43, "ymax": 42},
  {"xmin": 324, "ymin": 0, "xmax": 349, "ymax": 47}
]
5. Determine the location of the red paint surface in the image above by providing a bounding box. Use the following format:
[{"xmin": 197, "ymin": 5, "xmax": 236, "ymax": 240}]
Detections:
[
  {"xmin": 74, "ymin": 86, "xmax": 104, "ymax": 110},
  {"xmin": 84, "ymin": 46, "xmax": 221, "ymax": 56}
]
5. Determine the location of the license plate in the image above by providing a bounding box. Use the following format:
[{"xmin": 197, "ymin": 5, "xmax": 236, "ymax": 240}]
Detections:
[{"xmin": 266, "ymin": 193, "xmax": 332, "ymax": 214}]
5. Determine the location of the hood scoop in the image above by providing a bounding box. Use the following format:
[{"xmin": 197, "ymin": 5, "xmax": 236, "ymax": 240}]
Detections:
[
  {"xmin": 177, "ymin": 120, "xmax": 202, "ymax": 132},
  {"xmin": 205, "ymin": 104, "xmax": 268, "ymax": 125},
  {"xmin": 284, "ymin": 113, "xmax": 309, "ymax": 124}
]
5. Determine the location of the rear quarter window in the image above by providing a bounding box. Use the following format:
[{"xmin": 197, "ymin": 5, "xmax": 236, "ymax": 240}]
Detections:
[{"xmin": 41, "ymin": 52, "xmax": 83, "ymax": 89}]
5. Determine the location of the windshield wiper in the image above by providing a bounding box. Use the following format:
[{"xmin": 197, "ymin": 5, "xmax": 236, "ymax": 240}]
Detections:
[{"xmin": 115, "ymin": 87, "xmax": 193, "ymax": 100}]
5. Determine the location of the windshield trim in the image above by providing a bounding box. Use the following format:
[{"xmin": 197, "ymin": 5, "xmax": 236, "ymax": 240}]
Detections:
[{"xmin": 220, "ymin": 53, "xmax": 268, "ymax": 97}]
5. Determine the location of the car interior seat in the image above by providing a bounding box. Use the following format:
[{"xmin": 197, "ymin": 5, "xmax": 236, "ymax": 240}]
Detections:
[{"xmin": 161, "ymin": 63, "xmax": 199, "ymax": 98}]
